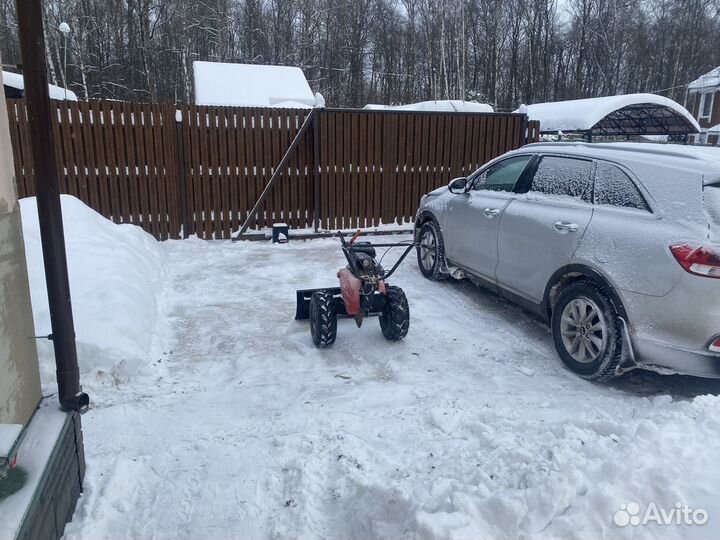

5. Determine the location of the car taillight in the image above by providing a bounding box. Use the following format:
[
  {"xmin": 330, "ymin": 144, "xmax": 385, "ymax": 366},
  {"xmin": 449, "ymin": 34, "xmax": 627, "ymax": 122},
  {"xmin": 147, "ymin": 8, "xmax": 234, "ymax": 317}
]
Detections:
[
  {"xmin": 711, "ymin": 337, "xmax": 720, "ymax": 353},
  {"xmin": 670, "ymin": 243, "xmax": 720, "ymax": 278}
]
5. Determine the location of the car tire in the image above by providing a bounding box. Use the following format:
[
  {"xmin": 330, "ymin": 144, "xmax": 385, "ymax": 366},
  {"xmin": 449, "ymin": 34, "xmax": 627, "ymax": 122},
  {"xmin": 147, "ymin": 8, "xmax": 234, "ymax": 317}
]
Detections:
[
  {"xmin": 309, "ymin": 291, "xmax": 337, "ymax": 348},
  {"xmin": 379, "ymin": 286, "xmax": 410, "ymax": 341},
  {"xmin": 551, "ymin": 281, "xmax": 623, "ymax": 382},
  {"xmin": 416, "ymin": 221, "xmax": 448, "ymax": 280}
]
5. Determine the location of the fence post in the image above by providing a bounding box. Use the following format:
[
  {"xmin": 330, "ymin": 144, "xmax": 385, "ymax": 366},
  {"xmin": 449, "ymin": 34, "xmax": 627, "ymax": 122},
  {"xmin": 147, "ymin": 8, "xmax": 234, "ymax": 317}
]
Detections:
[
  {"xmin": 313, "ymin": 110, "xmax": 321, "ymax": 232},
  {"xmin": 175, "ymin": 110, "xmax": 189, "ymax": 239}
]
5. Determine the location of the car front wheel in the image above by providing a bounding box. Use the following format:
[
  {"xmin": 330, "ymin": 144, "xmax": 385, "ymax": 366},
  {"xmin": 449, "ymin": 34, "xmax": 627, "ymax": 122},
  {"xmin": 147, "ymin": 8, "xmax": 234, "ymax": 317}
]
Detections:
[
  {"xmin": 416, "ymin": 221, "xmax": 447, "ymax": 280},
  {"xmin": 551, "ymin": 281, "xmax": 623, "ymax": 381}
]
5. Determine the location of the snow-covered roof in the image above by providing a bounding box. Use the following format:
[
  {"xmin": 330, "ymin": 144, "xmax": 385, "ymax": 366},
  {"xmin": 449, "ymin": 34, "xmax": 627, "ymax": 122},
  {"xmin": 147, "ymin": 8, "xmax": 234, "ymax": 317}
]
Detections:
[
  {"xmin": 707, "ymin": 124, "xmax": 720, "ymax": 133},
  {"xmin": 687, "ymin": 66, "xmax": 720, "ymax": 91},
  {"xmin": 2, "ymin": 70, "xmax": 78, "ymax": 101},
  {"xmin": 516, "ymin": 93, "xmax": 700, "ymax": 135},
  {"xmin": 364, "ymin": 100, "xmax": 493, "ymax": 113},
  {"xmin": 193, "ymin": 61, "xmax": 315, "ymax": 108}
]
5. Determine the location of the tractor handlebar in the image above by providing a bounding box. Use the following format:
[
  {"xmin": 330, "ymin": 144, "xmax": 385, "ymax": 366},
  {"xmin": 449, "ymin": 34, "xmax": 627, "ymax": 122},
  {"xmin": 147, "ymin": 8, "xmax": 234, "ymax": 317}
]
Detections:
[{"xmin": 335, "ymin": 229, "xmax": 362, "ymax": 246}]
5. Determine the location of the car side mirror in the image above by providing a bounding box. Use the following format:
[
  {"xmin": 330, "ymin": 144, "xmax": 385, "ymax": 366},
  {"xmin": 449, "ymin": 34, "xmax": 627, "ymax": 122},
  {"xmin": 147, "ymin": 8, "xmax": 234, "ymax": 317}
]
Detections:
[{"xmin": 448, "ymin": 177, "xmax": 468, "ymax": 194}]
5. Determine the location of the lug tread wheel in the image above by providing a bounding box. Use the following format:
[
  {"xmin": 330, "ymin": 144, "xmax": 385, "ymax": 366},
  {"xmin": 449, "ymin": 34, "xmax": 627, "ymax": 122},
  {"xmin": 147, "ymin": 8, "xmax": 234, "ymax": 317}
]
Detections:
[
  {"xmin": 310, "ymin": 291, "xmax": 337, "ymax": 348},
  {"xmin": 379, "ymin": 286, "xmax": 410, "ymax": 341},
  {"xmin": 551, "ymin": 280, "xmax": 623, "ymax": 382},
  {"xmin": 417, "ymin": 221, "xmax": 448, "ymax": 281}
]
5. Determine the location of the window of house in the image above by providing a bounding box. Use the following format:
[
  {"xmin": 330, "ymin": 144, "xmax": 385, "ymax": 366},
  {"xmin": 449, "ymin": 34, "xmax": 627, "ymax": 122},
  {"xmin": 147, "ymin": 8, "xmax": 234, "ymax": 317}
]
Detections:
[
  {"xmin": 700, "ymin": 92, "xmax": 714, "ymax": 119},
  {"xmin": 594, "ymin": 162, "xmax": 650, "ymax": 211},
  {"xmin": 528, "ymin": 156, "xmax": 593, "ymax": 202}
]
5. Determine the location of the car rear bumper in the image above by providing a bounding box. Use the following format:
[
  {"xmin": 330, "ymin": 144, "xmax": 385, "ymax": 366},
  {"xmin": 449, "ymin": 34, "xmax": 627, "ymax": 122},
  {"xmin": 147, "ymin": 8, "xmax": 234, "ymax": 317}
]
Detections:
[
  {"xmin": 633, "ymin": 337, "xmax": 720, "ymax": 378},
  {"xmin": 621, "ymin": 272, "xmax": 720, "ymax": 377}
]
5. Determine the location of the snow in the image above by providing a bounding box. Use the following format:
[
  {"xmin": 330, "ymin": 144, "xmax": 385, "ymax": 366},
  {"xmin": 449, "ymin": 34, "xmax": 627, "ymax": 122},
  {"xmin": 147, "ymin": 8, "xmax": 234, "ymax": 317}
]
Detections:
[
  {"xmin": 0, "ymin": 403, "xmax": 68, "ymax": 540},
  {"xmin": 0, "ymin": 424, "xmax": 22, "ymax": 457},
  {"xmin": 193, "ymin": 62, "xmax": 315, "ymax": 108},
  {"xmin": 516, "ymin": 94, "xmax": 700, "ymax": 134},
  {"xmin": 687, "ymin": 66, "xmax": 720, "ymax": 91},
  {"xmin": 16, "ymin": 197, "xmax": 720, "ymax": 539},
  {"xmin": 2, "ymin": 70, "xmax": 78, "ymax": 101},
  {"xmin": 19, "ymin": 196, "xmax": 169, "ymax": 400},
  {"xmin": 639, "ymin": 134, "xmax": 669, "ymax": 142},
  {"xmin": 364, "ymin": 100, "xmax": 494, "ymax": 113}
]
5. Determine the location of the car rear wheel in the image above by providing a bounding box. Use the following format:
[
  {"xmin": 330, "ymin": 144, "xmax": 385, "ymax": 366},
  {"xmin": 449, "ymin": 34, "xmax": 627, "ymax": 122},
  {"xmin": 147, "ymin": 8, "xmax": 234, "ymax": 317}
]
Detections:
[
  {"xmin": 551, "ymin": 281, "xmax": 623, "ymax": 381},
  {"xmin": 417, "ymin": 221, "xmax": 447, "ymax": 280}
]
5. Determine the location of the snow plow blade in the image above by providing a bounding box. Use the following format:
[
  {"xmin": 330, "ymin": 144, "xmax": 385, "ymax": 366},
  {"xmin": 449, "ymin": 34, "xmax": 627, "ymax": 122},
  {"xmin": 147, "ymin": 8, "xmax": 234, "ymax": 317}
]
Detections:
[{"xmin": 295, "ymin": 288, "xmax": 385, "ymax": 320}]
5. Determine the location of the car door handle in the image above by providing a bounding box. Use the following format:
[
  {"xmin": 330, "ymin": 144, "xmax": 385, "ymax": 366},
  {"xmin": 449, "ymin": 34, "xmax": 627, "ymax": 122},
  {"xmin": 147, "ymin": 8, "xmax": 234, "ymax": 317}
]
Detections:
[
  {"xmin": 483, "ymin": 208, "xmax": 501, "ymax": 218},
  {"xmin": 553, "ymin": 221, "xmax": 579, "ymax": 233}
]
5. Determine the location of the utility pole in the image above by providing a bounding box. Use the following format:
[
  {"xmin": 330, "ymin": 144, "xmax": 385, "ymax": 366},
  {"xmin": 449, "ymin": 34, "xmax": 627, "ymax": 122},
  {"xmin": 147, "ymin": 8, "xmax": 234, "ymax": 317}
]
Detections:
[{"xmin": 16, "ymin": 0, "xmax": 88, "ymax": 412}]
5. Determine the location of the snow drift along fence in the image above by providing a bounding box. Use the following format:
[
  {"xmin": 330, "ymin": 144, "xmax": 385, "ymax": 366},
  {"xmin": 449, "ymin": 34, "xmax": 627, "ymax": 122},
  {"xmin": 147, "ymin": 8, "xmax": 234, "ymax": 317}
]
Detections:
[{"xmin": 7, "ymin": 99, "xmax": 539, "ymax": 240}]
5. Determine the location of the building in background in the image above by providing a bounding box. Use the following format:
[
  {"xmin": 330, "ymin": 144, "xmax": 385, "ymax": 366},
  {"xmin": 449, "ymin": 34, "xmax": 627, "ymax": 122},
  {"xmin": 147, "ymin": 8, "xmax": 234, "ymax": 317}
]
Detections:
[
  {"xmin": 364, "ymin": 100, "xmax": 494, "ymax": 113},
  {"xmin": 2, "ymin": 70, "xmax": 77, "ymax": 101},
  {"xmin": 686, "ymin": 67, "xmax": 720, "ymax": 145},
  {"xmin": 193, "ymin": 61, "xmax": 321, "ymax": 109}
]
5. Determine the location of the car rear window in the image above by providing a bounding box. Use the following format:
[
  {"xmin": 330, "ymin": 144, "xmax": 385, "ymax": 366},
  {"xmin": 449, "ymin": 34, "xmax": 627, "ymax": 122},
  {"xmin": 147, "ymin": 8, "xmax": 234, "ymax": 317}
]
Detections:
[
  {"xmin": 594, "ymin": 162, "xmax": 650, "ymax": 212},
  {"xmin": 529, "ymin": 156, "xmax": 593, "ymax": 202}
]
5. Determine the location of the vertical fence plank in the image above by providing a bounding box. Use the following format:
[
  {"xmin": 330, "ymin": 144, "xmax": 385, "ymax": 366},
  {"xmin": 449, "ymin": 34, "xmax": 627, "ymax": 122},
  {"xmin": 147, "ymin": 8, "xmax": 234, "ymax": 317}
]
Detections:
[
  {"xmin": 144, "ymin": 104, "xmax": 161, "ymax": 238},
  {"xmin": 90, "ymin": 101, "xmax": 110, "ymax": 219},
  {"xmin": 330, "ymin": 111, "xmax": 340, "ymax": 229},
  {"xmin": 217, "ymin": 106, "xmax": 231, "ymax": 239}
]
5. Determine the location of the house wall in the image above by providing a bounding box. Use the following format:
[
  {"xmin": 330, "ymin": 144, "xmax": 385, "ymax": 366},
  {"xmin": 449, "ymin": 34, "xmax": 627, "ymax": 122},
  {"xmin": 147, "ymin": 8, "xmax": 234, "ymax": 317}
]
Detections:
[
  {"xmin": 15, "ymin": 411, "xmax": 85, "ymax": 540},
  {"xmin": 0, "ymin": 67, "xmax": 42, "ymax": 425},
  {"xmin": 688, "ymin": 88, "xmax": 720, "ymax": 129}
]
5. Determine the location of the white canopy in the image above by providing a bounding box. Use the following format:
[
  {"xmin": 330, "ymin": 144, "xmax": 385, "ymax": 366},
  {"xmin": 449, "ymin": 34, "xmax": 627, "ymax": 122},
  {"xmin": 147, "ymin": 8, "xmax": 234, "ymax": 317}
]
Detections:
[
  {"xmin": 515, "ymin": 93, "xmax": 700, "ymax": 135},
  {"xmin": 2, "ymin": 70, "xmax": 77, "ymax": 101},
  {"xmin": 193, "ymin": 61, "xmax": 315, "ymax": 108},
  {"xmin": 364, "ymin": 100, "xmax": 493, "ymax": 113}
]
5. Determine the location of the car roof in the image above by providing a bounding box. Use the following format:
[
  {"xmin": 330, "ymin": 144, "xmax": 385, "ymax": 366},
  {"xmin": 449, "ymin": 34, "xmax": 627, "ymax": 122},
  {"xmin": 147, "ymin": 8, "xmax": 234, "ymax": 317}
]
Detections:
[{"xmin": 513, "ymin": 142, "xmax": 720, "ymax": 184}]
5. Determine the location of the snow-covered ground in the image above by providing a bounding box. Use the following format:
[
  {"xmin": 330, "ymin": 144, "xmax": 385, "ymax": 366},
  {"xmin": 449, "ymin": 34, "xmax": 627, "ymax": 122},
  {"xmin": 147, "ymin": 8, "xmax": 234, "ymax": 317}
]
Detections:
[{"xmin": 20, "ymin": 197, "xmax": 720, "ymax": 540}]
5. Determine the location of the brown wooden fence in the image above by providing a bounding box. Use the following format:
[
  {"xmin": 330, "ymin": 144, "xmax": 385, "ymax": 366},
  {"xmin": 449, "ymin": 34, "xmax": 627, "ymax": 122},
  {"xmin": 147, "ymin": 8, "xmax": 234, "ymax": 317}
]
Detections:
[{"xmin": 7, "ymin": 99, "xmax": 540, "ymax": 240}]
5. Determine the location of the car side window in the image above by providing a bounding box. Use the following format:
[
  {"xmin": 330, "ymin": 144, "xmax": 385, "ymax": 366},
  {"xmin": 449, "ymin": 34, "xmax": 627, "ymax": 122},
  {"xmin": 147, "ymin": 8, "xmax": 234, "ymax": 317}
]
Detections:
[
  {"xmin": 472, "ymin": 155, "xmax": 532, "ymax": 192},
  {"xmin": 530, "ymin": 156, "xmax": 593, "ymax": 203},
  {"xmin": 594, "ymin": 162, "xmax": 650, "ymax": 212},
  {"xmin": 528, "ymin": 156, "xmax": 593, "ymax": 202}
]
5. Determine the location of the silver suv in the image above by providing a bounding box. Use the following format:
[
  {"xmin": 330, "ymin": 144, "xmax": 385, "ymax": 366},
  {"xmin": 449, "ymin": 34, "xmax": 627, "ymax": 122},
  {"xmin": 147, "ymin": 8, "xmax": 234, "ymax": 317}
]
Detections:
[{"xmin": 414, "ymin": 142, "xmax": 720, "ymax": 381}]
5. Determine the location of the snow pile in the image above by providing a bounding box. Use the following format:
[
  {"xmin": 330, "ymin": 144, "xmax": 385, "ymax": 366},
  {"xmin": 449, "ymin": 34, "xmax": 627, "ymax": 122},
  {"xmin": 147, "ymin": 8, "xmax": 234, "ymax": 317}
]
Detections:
[
  {"xmin": 20, "ymin": 195, "xmax": 168, "ymax": 390},
  {"xmin": 364, "ymin": 100, "xmax": 494, "ymax": 113},
  {"xmin": 193, "ymin": 61, "xmax": 315, "ymax": 108},
  {"xmin": 2, "ymin": 70, "xmax": 78, "ymax": 101}
]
